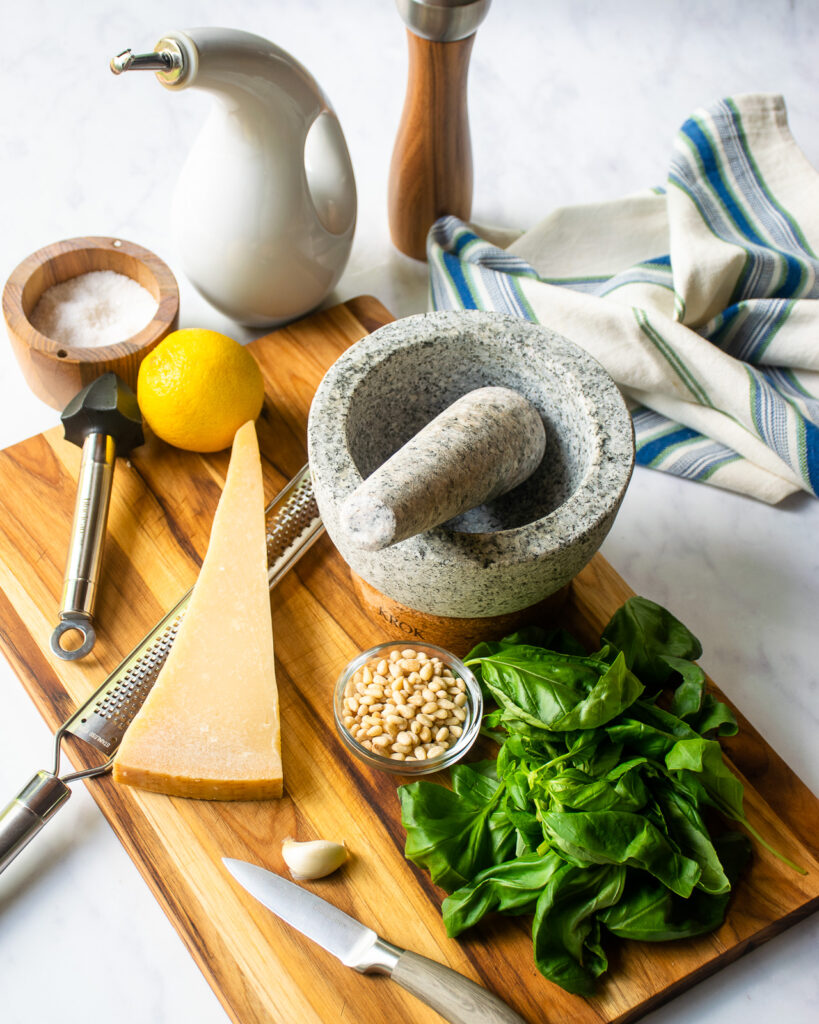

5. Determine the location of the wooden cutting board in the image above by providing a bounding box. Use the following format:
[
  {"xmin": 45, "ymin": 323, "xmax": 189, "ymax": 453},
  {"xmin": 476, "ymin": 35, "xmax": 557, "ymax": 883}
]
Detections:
[{"xmin": 0, "ymin": 295, "xmax": 817, "ymax": 1024}]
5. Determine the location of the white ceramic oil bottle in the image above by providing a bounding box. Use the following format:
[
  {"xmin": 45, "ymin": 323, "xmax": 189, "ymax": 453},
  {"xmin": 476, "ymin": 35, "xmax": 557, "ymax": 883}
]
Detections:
[{"xmin": 112, "ymin": 27, "xmax": 357, "ymax": 327}]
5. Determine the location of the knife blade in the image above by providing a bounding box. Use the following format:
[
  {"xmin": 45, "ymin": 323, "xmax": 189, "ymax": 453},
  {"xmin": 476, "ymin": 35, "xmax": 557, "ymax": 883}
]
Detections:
[{"xmin": 223, "ymin": 857, "xmax": 528, "ymax": 1024}]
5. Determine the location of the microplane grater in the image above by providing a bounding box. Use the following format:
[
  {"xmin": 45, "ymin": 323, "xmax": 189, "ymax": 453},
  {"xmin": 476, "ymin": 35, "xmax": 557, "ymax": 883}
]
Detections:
[{"xmin": 0, "ymin": 464, "xmax": 323, "ymax": 874}]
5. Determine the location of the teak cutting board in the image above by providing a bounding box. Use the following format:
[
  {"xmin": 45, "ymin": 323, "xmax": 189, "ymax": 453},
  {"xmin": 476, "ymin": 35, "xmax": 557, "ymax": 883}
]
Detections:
[{"xmin": 0, "ymin": 296, "xmax": 817, "ymax": 1024}]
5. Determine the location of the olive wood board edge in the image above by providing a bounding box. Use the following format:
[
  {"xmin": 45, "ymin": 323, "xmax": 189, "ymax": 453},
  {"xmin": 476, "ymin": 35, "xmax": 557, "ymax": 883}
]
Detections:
[{"xmin": 0, "ymin": 295, "xmax": 816, "ymax": 1024}]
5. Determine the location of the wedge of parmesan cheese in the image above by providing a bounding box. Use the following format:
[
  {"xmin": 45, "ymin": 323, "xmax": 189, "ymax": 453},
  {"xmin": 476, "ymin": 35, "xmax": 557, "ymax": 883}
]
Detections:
[{"xmin": 113, "ymin": 420, "xmax": 282, "ymax": 800}]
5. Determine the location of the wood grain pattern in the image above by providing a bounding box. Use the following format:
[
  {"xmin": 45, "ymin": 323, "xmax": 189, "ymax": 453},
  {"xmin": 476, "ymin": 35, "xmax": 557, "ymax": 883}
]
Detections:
[
  {"xmin": 2, "ymin": 235, "xmax": 179, "ymax": 409},
  {"xmin": 350, "ymin": 569, "xmax": 570, "ymax": 656},
  {"xmin": 388, "ymin": 31, "xmax": 475, "ymax": 260},
  {"xmin": 0, "ymin": 295, "xmax": 817, "ymax": 1024}
]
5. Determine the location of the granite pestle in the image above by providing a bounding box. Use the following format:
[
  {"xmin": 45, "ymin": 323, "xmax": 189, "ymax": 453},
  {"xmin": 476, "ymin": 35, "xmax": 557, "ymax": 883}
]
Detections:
[{"xmin": 338, "ymin": 386, "xmax": 546, "ymax": 551}]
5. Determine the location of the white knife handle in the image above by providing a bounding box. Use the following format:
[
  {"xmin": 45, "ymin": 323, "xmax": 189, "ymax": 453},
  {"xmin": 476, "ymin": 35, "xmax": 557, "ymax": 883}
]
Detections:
[{"xmin": 390, "ymin": 950, "xmax": 529, "ymax": 1024}]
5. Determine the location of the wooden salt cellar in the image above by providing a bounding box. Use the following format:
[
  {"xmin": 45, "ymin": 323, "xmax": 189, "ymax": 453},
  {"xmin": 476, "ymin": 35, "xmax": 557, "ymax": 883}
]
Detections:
[{"xmin": 2, "ymin": 235, "xmax": 179, "ymax": 410}]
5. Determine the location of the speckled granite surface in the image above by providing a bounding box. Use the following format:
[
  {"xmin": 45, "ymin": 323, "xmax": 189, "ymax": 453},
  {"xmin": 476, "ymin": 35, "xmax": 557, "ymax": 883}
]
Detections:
[
  {"xmin": 337, "ymin": 385, "xmax": 546, "ymax": 550},
  {"xmin": 308, "ymin": 310, "xmax": 634, "ymax": 617}
]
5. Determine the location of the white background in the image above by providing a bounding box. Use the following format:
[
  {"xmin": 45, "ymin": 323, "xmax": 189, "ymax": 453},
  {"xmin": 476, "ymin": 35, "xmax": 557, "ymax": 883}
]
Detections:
[{"xmin": 0, "ymin": 1, "xmax": 817, "ymax": 1022}]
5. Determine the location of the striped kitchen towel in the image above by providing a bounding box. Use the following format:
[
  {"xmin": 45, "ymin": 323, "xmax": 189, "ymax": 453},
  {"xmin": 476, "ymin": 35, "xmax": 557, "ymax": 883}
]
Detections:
[{"xmin": 428, "ymin": 94, "xmax": 819, "ymax": 503}]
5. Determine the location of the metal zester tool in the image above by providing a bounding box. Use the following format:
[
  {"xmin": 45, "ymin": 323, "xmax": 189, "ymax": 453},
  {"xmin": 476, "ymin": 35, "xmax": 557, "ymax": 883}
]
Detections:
[{"xmin": 0, "ymin": 465, "xmax": 323, "ymax": 874}]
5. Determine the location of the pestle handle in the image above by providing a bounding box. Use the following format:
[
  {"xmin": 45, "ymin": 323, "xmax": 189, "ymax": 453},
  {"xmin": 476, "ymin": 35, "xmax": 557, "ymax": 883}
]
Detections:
[{"xmin": 388, "ymin": 29, "xmax": 476, "ymax": 261}]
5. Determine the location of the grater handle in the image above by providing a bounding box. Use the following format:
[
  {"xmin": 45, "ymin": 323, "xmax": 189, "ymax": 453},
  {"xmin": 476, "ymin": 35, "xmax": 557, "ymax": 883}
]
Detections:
[{"xmin": 0, "ymin": 771, "xmax": 72, "ymax": 873}]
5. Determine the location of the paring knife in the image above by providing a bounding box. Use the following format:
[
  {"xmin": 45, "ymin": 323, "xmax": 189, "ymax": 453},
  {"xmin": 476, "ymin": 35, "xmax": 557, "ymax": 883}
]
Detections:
[{"xmin": 223, "ymin": 857, "xmax": 528, "ymax": 1024}]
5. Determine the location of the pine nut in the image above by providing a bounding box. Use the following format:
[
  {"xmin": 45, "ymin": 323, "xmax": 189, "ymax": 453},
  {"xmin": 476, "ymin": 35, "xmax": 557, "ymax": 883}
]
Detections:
[
  {"xmin": 401, "ymin": 649, "xmax": 417, "ymax": 659},
  {"xmin": 436, "ymin": 727, "xmax": 450, "ymax": 743},
  {"xmin": 454, "ymin": 692, "xmax": 467, "ymax": 707},
  {"xmin": 420, "ymin": 663, "xmax": 434, "ymax": 681},
  {"xmin": 421, "ymin": 702, "xmax": 438, "ymax": 715},
  {"xmin": 376, "ymin": 660, "xmax": 388, "ymax": 675}
]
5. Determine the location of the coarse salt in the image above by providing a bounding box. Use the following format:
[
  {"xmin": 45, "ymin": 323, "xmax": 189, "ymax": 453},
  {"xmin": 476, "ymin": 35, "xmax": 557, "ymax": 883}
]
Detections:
[{"xmin": 30, "ymin": 270, "xmax": 158, "ymax": 349}]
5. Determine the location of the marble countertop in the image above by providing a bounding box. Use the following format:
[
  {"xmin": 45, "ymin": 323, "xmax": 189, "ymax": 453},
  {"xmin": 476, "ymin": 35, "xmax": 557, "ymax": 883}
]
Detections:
[{"xmin": 1, "ymin": 2, "xmax": 817, "ymax": 1022}]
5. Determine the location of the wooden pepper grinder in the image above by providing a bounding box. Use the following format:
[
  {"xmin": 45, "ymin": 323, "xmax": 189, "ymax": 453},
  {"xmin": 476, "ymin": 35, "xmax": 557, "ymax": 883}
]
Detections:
[{"xmin": 388, "ymin": 0, "xmax": 491, "ymax": 260}]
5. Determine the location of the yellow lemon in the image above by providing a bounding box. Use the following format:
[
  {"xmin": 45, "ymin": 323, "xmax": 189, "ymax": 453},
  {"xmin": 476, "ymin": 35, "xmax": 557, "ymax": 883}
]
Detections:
[{"xmin": 138, "ymin": 328, "xmax": 264, "ymax": 453}]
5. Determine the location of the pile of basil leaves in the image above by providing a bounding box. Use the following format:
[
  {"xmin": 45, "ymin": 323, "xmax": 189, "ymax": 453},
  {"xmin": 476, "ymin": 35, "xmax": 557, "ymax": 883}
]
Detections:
[{"xmin": 398, "ymin": 597, "xmax": 799, "ymax": 995}]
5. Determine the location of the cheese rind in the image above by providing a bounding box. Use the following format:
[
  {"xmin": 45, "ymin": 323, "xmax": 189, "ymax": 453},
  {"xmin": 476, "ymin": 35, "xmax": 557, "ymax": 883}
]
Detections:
[{"xmin": 113, "ymin": 420, "xmax": 283, "ymax": 799}]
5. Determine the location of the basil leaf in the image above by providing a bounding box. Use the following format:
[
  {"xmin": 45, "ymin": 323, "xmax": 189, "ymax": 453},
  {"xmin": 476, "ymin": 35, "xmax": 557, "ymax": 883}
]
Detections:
[
  {"xmin": 479, "ymin": 646, "xmax": 598, "ymax": 726},
  {"xmin": 398, "ymin": 765, "xmax": 515, "ymax": 893},
  {"xmin": 650, "ymin": 778, "xmax": 731, "ymax": 894},
  {"xmin": 540, "ymin": 810, "xmax": 702, "ymax": 897},
  {"xmin": 665, "ymin": 737, "xmax": 745, "ymax": 819},
  {"xmin": 532, "ymin": 863, "xmax": 626, "ymax": 996},
  {"xmin": 668, "ymin": 670, "xmax": 738, "ymax": 737},
  {"xmin": 442, "ymin": 850, "xmax": 565, "ymax": 936},
  {"xmin": 480, "ymin": 648, "xmax": 642, "ymax": 732},
  {"xmin": 602, "ymin": 596, "xmax": 702, "ymax": 690},
  {"xmin": 540, "ymin": 764, "xmax": 647, "ymax": 814},
  {"xmin": 599, "ymin": 832, "xmax": 751, "ymax": 941},
  {"xmin": 690, "ymin": 693, "xmax": 739, "ymax": 737},
  {"xmin": 668, "ymin": 666, "xmax": 706, "ymax": 719}
]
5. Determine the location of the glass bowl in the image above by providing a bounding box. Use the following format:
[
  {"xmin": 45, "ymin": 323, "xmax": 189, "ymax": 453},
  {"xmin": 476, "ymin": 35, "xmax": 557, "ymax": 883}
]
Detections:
[{"xmin": 333, "ymin": 641, "xmax": 483, "ymax": 776}]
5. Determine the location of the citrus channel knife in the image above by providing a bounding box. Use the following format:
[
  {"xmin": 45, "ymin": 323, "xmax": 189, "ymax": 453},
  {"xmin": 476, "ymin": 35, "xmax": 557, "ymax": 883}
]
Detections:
[
  {"xmin": 0, "ymin": 465, "xmax": 323, "ymax": 874},
  {"xmin": 223, "ymin": 857, "xmax": 528, "ymax": 1024}
]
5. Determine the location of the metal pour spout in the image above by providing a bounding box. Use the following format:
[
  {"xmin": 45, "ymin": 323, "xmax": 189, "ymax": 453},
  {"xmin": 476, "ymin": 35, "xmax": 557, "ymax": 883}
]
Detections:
[{"xmin": 110, "ymin": 41, "xmax": 185, "ymax": 84}]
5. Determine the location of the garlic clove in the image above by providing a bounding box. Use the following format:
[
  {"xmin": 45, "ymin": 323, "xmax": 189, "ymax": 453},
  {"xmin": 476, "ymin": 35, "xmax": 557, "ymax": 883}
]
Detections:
[{"xmin": 281, "ymin": 837, "xmax": 348, "ymax": 880}]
